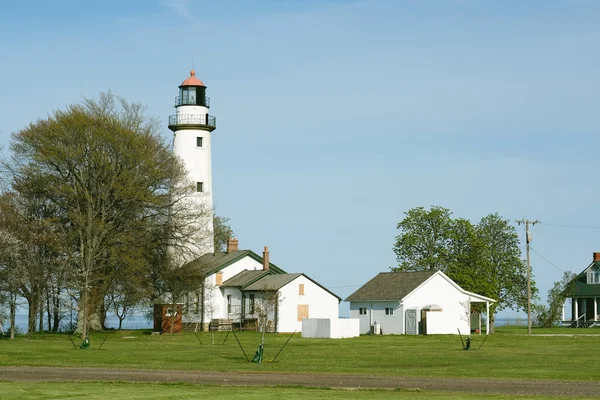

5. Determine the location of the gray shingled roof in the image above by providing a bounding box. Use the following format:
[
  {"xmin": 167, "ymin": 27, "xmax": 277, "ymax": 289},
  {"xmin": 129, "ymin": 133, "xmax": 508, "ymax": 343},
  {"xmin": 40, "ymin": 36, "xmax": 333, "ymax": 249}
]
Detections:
[
  {"xmin": 183, "ymin": 250, "xmax": 285, "ymax": 276},
  {"xmin": 244, "ymin": 273, "xmax": 302, "ymax": 291},
  {"xmin": 345, "ymin": 271, "xmax": 437, "ymax": 301},
  {"xmin": 222, "ymin": 270, "xmax": 268, "ymax": 287}
]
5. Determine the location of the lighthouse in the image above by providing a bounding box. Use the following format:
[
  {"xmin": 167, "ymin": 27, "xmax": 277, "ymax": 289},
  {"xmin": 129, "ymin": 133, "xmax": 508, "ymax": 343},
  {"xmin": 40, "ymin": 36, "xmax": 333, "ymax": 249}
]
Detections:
[{"xmin": 168, "ymin": 70, "xmax": 217, "ymax": 258}]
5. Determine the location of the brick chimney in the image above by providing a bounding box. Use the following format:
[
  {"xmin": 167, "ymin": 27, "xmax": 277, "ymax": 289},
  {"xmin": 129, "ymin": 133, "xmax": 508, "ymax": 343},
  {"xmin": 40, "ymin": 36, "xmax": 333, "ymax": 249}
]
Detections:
[
  {"xmin": 263, "ymin": 246, "xmax": 269, "ymax": 271},
  {"xmin": 594, "ymin": 252, "xmax": 600, "ymax": 262},
  {"xmin": 226, "ymin": 238, "xmax": 239, "ymax": 253}
]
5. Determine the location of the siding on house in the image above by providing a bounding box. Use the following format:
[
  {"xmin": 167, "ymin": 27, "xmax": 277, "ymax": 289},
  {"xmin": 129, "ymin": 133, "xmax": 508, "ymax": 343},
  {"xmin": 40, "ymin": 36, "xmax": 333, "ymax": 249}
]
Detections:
[
  {"xmin": 403, "ymin": 273, "xmax": 471, "ymax": 335},
  {"xmin": 277, "ymin": 275, "xmax": 339, "ymax": 332},
  {"xmin": 349, "ymin": 301, "xmax": 402, "ymax": 334}
]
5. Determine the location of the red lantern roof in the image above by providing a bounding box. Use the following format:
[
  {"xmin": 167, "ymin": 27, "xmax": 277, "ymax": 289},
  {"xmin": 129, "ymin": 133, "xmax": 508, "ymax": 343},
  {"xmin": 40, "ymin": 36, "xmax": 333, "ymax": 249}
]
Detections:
[{"xmin": 180, "ymin": 69, "xmax": 205, "ymax": 87}]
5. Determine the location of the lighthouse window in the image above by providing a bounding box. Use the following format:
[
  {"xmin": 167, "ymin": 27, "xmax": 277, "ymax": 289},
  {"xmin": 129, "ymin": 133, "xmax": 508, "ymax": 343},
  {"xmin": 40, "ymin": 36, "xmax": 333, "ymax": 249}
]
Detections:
[
  {"xmin": 196, "ymin": 182, "xmax": 204, "ymax": 192},
  {"xmin": 196, "ymin": 137, "xmax": 203, "ymax": 147}
]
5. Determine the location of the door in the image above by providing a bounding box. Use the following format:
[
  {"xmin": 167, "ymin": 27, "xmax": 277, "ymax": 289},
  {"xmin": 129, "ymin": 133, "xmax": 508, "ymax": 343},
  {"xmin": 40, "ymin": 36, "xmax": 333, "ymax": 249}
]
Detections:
[{"xmin": 405, "ymin": 309, "xmax": 417, "ymax": 335}]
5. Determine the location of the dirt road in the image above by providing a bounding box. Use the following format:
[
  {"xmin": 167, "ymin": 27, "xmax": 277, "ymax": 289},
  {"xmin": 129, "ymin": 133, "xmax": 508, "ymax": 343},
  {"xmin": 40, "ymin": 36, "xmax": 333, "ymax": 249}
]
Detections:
[{"xmin": 0, "ymin": 366, "xmax": 598, "ymax": 397}]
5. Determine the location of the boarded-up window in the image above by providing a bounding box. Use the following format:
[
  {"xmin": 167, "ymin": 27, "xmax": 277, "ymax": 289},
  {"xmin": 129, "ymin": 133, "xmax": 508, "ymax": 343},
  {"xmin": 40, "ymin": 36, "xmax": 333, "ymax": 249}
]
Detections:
[
  {"xmin": 299, "ymin": 284, "xmax": 304, "ymax": 295},
  {"xmin": 216, "ymin": 272, "xmax": 223, "ymax": 286},
  {"xmin": 297, "ymin": 304, "xmax": 309, "ymax": 321}
]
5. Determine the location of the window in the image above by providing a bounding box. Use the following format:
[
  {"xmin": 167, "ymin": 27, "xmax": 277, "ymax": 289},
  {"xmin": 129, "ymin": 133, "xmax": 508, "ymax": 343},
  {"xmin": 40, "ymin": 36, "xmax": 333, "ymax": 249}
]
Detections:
[
  {"xmin": 588, "ymin": 265, "xmax": 600, "ymax": 284},
  {"xmin": 227, "ymin": 295, "xmax": 232, "ymax": 314},
  {"xmin": 249, "ymin": 294, "xmax": 255, "ymax": 314},
  {"xmin": 298, "ymin": 304, "xmax": 309, "ymax": 321},
  {"xmin": 359, "ymin": 308, "xmax": 367, "ymax": 315},
  {"xmin": 299, "ymin": 284, "xmax": 304, "ymax": 295},
  {"xmin": 197, "ymin": 182, "xmax": 204, "ymax": 192},
  {"xmin": 385, "ymin": 307, "xmax": 394, "ymax": 315},
  {"xmin": 196, "ymin": 137, "xmax": 203, "ymax": 147}
]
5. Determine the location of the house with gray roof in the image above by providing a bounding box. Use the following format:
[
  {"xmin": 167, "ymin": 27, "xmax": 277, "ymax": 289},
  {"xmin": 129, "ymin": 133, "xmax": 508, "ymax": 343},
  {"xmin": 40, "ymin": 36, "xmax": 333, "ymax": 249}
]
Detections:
[
  {"xmin": 180, "ymin": 239, "xmax": 341, "ymax": 333},
  {"xmin": 345, "ymin": 270, "xmax": 494, "ymax": 335}
]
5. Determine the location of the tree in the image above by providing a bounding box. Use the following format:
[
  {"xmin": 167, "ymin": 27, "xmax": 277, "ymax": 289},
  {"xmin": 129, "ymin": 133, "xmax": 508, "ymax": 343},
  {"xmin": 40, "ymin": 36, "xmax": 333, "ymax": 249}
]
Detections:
[
  {"xmin": 0, "ymin": 192, "xmax": 66, "ymax": 334},
  {"xmin": 470, "ymin": 214, "xmax": 532, "ymax": 332},
  {"xmin": 4, "ymin": 92, "xmax": 205, "ymax": 339},
  {"xmin": 393, "ymin": 206, "xmax": 454, "ymax": 272},
  {"xmin": 0, "ymin": 229, "xmax": 23, "ymax": 339},
  {"xmin": 213, "ymin": 212, "xmax": 235, "ymax": 252},
  {"xmin": 533, "ymin": 271, "xmax": 577, "ymax": 328},
  {"xmin": 392, "ymin": 208, "xmax": 532, "ymax": 332}
]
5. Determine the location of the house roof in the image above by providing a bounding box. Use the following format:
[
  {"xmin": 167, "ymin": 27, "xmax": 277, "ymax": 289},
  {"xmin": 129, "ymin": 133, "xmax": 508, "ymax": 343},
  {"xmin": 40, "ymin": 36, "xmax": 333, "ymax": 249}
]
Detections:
[
  {"xmin": 243, "ymin": 273, "xmax": 342, "ymax": 301},
  {"xmin": 345, "ymin": 271, "xmax": 436, "ymax": 301},
  {"xmin": 222, "ymin": 270, "xmax": 270, "ymax": 288},
  {"xmin": 345, "ymin": 270, "xmax": 495, "ymax": 303},
  {"xmin": 244, "ymin": 273, "xmax": 302, "ymax": 291},
  {"xmin": 567, "ymin": 261, "xmax": 600, "ymax": 297},
  {"xmin": 183, "ymin": 250, "xmax": 286, "ymax": 276}
]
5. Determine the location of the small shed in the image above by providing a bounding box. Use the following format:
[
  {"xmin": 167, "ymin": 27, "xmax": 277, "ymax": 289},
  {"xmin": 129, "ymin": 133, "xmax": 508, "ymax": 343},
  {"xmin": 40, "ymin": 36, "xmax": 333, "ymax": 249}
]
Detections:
[{"xmin": 153, "ymin": 303, "xmax": 183, "ymax": 334}]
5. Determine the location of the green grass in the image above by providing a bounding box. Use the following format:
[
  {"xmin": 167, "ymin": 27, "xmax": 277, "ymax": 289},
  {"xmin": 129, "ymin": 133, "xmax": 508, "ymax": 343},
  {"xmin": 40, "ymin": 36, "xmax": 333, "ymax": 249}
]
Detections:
[
  {"xmin": 1, "ymin": 327, "xmax": 600, "ymax": 380},
  {"xmin": 0, "ymin": 382, "xmax": 590, "ymax": 400}
]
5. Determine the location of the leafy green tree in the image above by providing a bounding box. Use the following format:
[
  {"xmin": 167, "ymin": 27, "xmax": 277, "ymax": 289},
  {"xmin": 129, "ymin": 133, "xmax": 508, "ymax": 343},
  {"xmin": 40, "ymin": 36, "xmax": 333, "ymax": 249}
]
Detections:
[
  {"xmin": 393, "ymin": 206, "xmax": 454, "ymax": 272},
  {"xmin": 4, "ymin": 92, "xmax": 206, "ymax": 339},
  {"xmin": 533, "ymin": 271, "xmax": 577, "ymax": 328},
  {"xmin": 213, "ymin": 212, "xmax": 235, "ymax": 252},
  {"xmin": 472, "ymin": 213, "xmax": 531, "ymax": 332},
  {"xmin": 393, "ymin": 208, "xmax": 532, "ymax": 332}
]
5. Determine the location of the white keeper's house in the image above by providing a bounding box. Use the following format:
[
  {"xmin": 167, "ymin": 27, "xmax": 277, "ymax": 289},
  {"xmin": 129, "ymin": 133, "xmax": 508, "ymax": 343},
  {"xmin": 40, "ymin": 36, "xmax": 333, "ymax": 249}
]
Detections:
[
  {"xmin": 182, "ymin": 239, "xmax": 341, "ymax": 333},
  {"xmin": 346, "ymin": 270, "xmax": 495, "ymax": 335}
]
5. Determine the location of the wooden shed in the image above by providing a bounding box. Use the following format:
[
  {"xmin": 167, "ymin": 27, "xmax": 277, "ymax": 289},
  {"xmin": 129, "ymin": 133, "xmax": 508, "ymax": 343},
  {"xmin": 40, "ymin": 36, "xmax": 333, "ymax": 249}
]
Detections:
[{"xmin": 153, "ymin": 303, "xmax": 183, "ymax": 334}]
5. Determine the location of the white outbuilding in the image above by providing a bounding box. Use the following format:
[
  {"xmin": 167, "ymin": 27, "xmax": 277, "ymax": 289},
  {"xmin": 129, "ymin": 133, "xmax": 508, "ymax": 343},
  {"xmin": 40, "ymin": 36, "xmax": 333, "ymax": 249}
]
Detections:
[{"xmin": 345, "ymin": 270, "xmax": 495, "ymax": 335}]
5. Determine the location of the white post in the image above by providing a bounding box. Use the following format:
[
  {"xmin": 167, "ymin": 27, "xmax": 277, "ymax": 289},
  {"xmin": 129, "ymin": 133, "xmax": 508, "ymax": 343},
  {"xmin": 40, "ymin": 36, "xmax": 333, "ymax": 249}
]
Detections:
[
  {"xmin": 486, "ymin": 302, "xmax": 490, "ymax": 335},
  {"xmin": 561, "ymin": 300, "xmax": 565, "ymax": 322},
  {"xmin": 595, "ymin": 298, "xmax": 598, "ymax": 322},
  {"xmin": 478, "ymin": 313, "xmax": 482, "ymax": 335},
  {"xmin": 574, "ymin": 299, "xmax": 579, "ymax": 325}
]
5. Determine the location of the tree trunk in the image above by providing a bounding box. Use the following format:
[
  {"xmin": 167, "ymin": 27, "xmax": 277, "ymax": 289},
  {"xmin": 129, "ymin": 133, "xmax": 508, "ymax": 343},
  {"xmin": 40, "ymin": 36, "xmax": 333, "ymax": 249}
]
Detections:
[
  {"xmin": 46, "ymin": 293, "xmax": 52, "ymax": 332},
  {"xmin": 27, "ymin": 296, "xmax": 37, "ymax": 335},
  {"xmin": 38, "ymin": 293, "xmax": 43, "ymax": 332},
  {"xmin": 76, "ymin": 287, "xmax": 105, "ymax": 335},
  {"xmin": 118, "ymin": 317, "xmax": 124, "ymax": 330},
  {"xmin": 9, "ymin": 293, "xmax": 17, "ymax": 340},
  {"xmin": 52, "ymin": 286, "xmax": 60, "ymax": 332}
]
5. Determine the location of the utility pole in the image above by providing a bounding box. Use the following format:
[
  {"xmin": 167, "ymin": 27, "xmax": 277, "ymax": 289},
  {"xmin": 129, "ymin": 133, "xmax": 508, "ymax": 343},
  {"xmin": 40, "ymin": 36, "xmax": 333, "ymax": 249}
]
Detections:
[{"xmin": 516, "ymin": 219, "xmax": 539, "ymax": 335}]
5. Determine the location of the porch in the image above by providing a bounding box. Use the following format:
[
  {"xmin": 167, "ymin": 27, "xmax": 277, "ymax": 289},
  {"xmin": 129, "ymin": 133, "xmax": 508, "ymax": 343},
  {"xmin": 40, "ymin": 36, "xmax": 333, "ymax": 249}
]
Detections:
[{"xmin": 561, "ymin": 297, "xmax": 600, "ymax": 327}]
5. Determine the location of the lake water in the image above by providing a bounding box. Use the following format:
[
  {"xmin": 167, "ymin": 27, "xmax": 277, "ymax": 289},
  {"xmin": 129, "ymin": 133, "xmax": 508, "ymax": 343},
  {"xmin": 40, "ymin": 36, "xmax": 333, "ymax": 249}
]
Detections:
[{"xmin": 3, "ymin": 314, "xmax": 521, "ymax": 333}]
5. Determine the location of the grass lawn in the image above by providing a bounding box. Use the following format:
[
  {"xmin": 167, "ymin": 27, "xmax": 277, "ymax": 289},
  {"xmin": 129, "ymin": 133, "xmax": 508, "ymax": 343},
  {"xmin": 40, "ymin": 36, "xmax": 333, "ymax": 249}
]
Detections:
[
  {"xmin": 1, "ymin": 326, "xmax": 600, "ymax": 380},
  {"xmin": 0, "ymin": 382, "xmax": 591, "ymax": 400}
]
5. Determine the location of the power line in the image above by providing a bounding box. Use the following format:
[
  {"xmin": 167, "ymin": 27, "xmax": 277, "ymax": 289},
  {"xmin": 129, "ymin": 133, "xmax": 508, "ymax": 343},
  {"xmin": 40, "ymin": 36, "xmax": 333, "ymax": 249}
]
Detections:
[
  {"xmin": 529, "ymin": 246, "xmax": 565, "ymax": 274},
  {"xmin": 538, "ymin": 222, "xmax": 600, "ymax": 230},
  {"xmin": 328, "ymin": 284, "xmax": 362, "ymax": 289}
]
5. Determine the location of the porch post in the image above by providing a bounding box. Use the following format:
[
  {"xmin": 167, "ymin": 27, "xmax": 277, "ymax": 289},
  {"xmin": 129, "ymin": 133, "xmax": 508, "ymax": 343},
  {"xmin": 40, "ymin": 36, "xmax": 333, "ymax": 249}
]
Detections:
[
  {"xmin": 595, "ymin": 298, "xmax": 598, "ymax": 322},
  {"xmin": 561, "ymin": 300, "xmax": 565, "ymax": 322},
  {"xmin": 486, "ymin": 301, "xmax": 490, "ymax": 335},
  {"xmin": 575, "ymin": 299, "xmax": 579, "ymax": 326}
]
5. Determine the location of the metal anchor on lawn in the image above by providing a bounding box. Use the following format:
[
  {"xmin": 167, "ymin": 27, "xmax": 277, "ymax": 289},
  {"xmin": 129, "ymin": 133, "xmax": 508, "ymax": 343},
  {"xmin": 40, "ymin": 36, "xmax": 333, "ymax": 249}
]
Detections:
[{"xmin": 457, "ymin": 328, "xmax": 489, "ymax": 351}]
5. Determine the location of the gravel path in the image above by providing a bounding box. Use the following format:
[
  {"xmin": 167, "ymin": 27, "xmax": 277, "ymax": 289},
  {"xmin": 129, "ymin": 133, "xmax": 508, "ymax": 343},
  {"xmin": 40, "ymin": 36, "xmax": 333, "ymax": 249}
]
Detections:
[{"xmin": 1, "ymin": 366, "xmax": 599, "ymax": 397}]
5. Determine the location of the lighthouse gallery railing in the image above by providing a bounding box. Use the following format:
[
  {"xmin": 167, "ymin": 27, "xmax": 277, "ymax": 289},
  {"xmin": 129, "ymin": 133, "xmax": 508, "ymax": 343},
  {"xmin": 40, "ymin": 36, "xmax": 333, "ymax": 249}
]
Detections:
[{"xmin": 168, "ymin": 114, "xmax": 216, "ymax": 128}]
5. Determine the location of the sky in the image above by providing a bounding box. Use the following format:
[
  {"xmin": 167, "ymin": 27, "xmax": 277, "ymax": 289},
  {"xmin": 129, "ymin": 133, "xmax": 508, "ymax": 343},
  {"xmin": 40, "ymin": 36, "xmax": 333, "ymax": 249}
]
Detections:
[{"xmin": 1, "ymin": 0, "xmax": 600, "ymax": 319}]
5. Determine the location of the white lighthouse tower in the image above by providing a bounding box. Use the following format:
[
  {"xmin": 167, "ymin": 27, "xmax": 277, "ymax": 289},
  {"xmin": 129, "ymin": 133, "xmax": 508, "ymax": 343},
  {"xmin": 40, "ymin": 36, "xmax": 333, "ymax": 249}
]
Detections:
[{"xmin": 168, "ymin": 70, "xmax": 217, "ymax": 258}]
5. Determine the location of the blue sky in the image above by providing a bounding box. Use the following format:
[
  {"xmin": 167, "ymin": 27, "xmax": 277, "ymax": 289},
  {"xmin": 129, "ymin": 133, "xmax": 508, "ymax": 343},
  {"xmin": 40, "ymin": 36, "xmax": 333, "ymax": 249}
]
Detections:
[{"xmin": 2, "ymin": 0, "xmax": 600, "ymax": 318}]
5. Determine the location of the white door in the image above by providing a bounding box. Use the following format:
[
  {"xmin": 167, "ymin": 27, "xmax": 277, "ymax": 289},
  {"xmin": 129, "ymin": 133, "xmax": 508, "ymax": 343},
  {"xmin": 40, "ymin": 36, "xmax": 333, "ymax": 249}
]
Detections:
[{"xmin": 405, "ymin": 309, "xmax": 417, "ymax": 335}]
